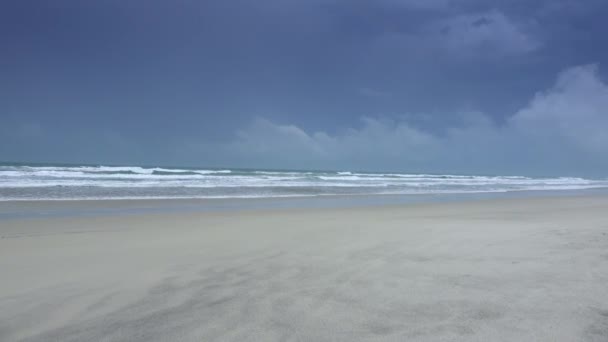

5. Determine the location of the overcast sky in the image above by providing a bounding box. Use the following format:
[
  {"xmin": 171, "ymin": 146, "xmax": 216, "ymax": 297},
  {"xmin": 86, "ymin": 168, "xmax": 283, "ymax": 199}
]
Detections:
[{"xmin": 1, "ymin": 0, "xmax": 608, "ymax": 176}]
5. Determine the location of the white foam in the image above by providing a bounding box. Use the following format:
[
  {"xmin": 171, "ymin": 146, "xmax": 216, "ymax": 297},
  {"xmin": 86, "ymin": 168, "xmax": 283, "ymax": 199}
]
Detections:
[{"xmin": 1, "ymin": 165, "xmax": 607, "ymax": 200}]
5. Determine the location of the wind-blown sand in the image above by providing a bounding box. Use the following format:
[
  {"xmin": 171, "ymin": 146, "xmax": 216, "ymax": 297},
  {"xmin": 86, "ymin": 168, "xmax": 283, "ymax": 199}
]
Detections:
[{"xmin": 1, "ymin": 196, "xmax": 608, "ymax": 341}]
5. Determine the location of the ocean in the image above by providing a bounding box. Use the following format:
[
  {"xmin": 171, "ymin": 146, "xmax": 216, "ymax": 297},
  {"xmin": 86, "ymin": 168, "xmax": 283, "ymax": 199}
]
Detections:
[{"xmin": 1, "ymin": 163, "xmax": 607, "ymax": 201}]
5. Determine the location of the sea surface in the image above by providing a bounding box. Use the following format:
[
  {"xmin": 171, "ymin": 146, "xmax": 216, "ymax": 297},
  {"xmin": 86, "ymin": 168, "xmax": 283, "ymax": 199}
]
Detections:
[{"xmin": 1, "ymin": 163, "xmax": 608, "ymax": 201}]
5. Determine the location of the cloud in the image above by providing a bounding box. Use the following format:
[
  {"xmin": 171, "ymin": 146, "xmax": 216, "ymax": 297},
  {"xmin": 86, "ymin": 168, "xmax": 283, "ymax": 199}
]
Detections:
[
  {"xmin": 510, "ymin": 64, "xmax": 608, "ymax": 152},
  {"xmin": 428, "ymin": 10, "xmax": 540, "ymax": 57},
  {"xmin": 370, "ymin": 9, "xmax": 539, "ymax": 63},
  {"xmin": 218, "ymin": 117, "xmax": 436, "ymax": 169},
  {"xmin": 196, "ymin": 64, "xmax": 608, "ymax": 176}
]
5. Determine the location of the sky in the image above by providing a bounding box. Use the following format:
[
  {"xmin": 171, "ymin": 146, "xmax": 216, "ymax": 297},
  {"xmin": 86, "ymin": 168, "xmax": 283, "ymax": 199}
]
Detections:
[{"xmin": 1, "ymin": 0, "xmax": 608, "ymax": 176}]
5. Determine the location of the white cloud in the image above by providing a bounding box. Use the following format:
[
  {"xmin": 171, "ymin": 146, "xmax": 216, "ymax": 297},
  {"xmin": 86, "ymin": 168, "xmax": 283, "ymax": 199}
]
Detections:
[
  {"xmin": 216, "ymin": 117, "xmax": 437, "ymax": 170},
  {"xmin": 234, "ymin": 118, "xmax": 326, "ymax": 157},
  {"xmin": 197, "ymin": 64, "xmax": 608, "ymax": 175},
  {"xmin": 510, "ymin": 64, "xmax": 608, "ymax": 152}
]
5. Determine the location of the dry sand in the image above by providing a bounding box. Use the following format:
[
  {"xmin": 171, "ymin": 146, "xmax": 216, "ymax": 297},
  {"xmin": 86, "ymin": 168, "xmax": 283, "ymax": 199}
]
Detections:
[{"xmin": 1, "ymin": 196, "xmax": 608, "ymax": 341}]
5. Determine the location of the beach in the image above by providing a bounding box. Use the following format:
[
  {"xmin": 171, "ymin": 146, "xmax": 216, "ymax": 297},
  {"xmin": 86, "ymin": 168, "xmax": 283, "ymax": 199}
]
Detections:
[{"xmin": 1, "ymin": 195, "xmax": 608, "ymax": 341}]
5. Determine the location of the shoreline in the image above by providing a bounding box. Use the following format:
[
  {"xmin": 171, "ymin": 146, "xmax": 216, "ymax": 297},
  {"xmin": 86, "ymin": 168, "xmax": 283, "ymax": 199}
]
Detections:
[{"xmin": 2, "ymin": 187, "xmax": 608, "ymax": 221}]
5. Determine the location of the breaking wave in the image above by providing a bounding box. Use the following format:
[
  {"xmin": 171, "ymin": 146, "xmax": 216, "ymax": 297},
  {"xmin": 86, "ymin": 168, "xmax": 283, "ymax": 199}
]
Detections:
[{"xmin": 1, "ymin": 164, "xmax": 607, "ymax": 200}]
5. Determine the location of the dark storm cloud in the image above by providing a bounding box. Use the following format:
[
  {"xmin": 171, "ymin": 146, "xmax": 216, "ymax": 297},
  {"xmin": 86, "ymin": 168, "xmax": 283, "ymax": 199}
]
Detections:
[
  {"xmin": 185, "ymin": 64, "xmax": 608, "ymax": 176},
  {"xmin": 1, "ymin": 0, "xmax": 608, "ymax": 175}
]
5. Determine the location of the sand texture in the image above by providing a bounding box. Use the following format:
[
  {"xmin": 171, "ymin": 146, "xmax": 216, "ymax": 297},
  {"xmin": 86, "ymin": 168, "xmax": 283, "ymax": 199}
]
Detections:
[{"xmin": 1, "ymin": 196, "xmax": 608, "ymax": 341}]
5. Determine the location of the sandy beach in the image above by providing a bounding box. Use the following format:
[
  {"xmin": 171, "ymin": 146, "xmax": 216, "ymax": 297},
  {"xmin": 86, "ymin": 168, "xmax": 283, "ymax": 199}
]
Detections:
[{"xmin": 1, "ymin": 195, "xmax": 608, "ymax": 341}]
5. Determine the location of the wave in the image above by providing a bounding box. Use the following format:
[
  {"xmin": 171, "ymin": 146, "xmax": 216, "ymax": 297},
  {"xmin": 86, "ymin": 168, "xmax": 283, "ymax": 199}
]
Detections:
[
  {"xmin": 1, "ymin": 164, "xmax": 607, "ymax": 200},
  {"xmin": 1, "ymin": 165, "xmax": 232, "ymax": 175}
]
